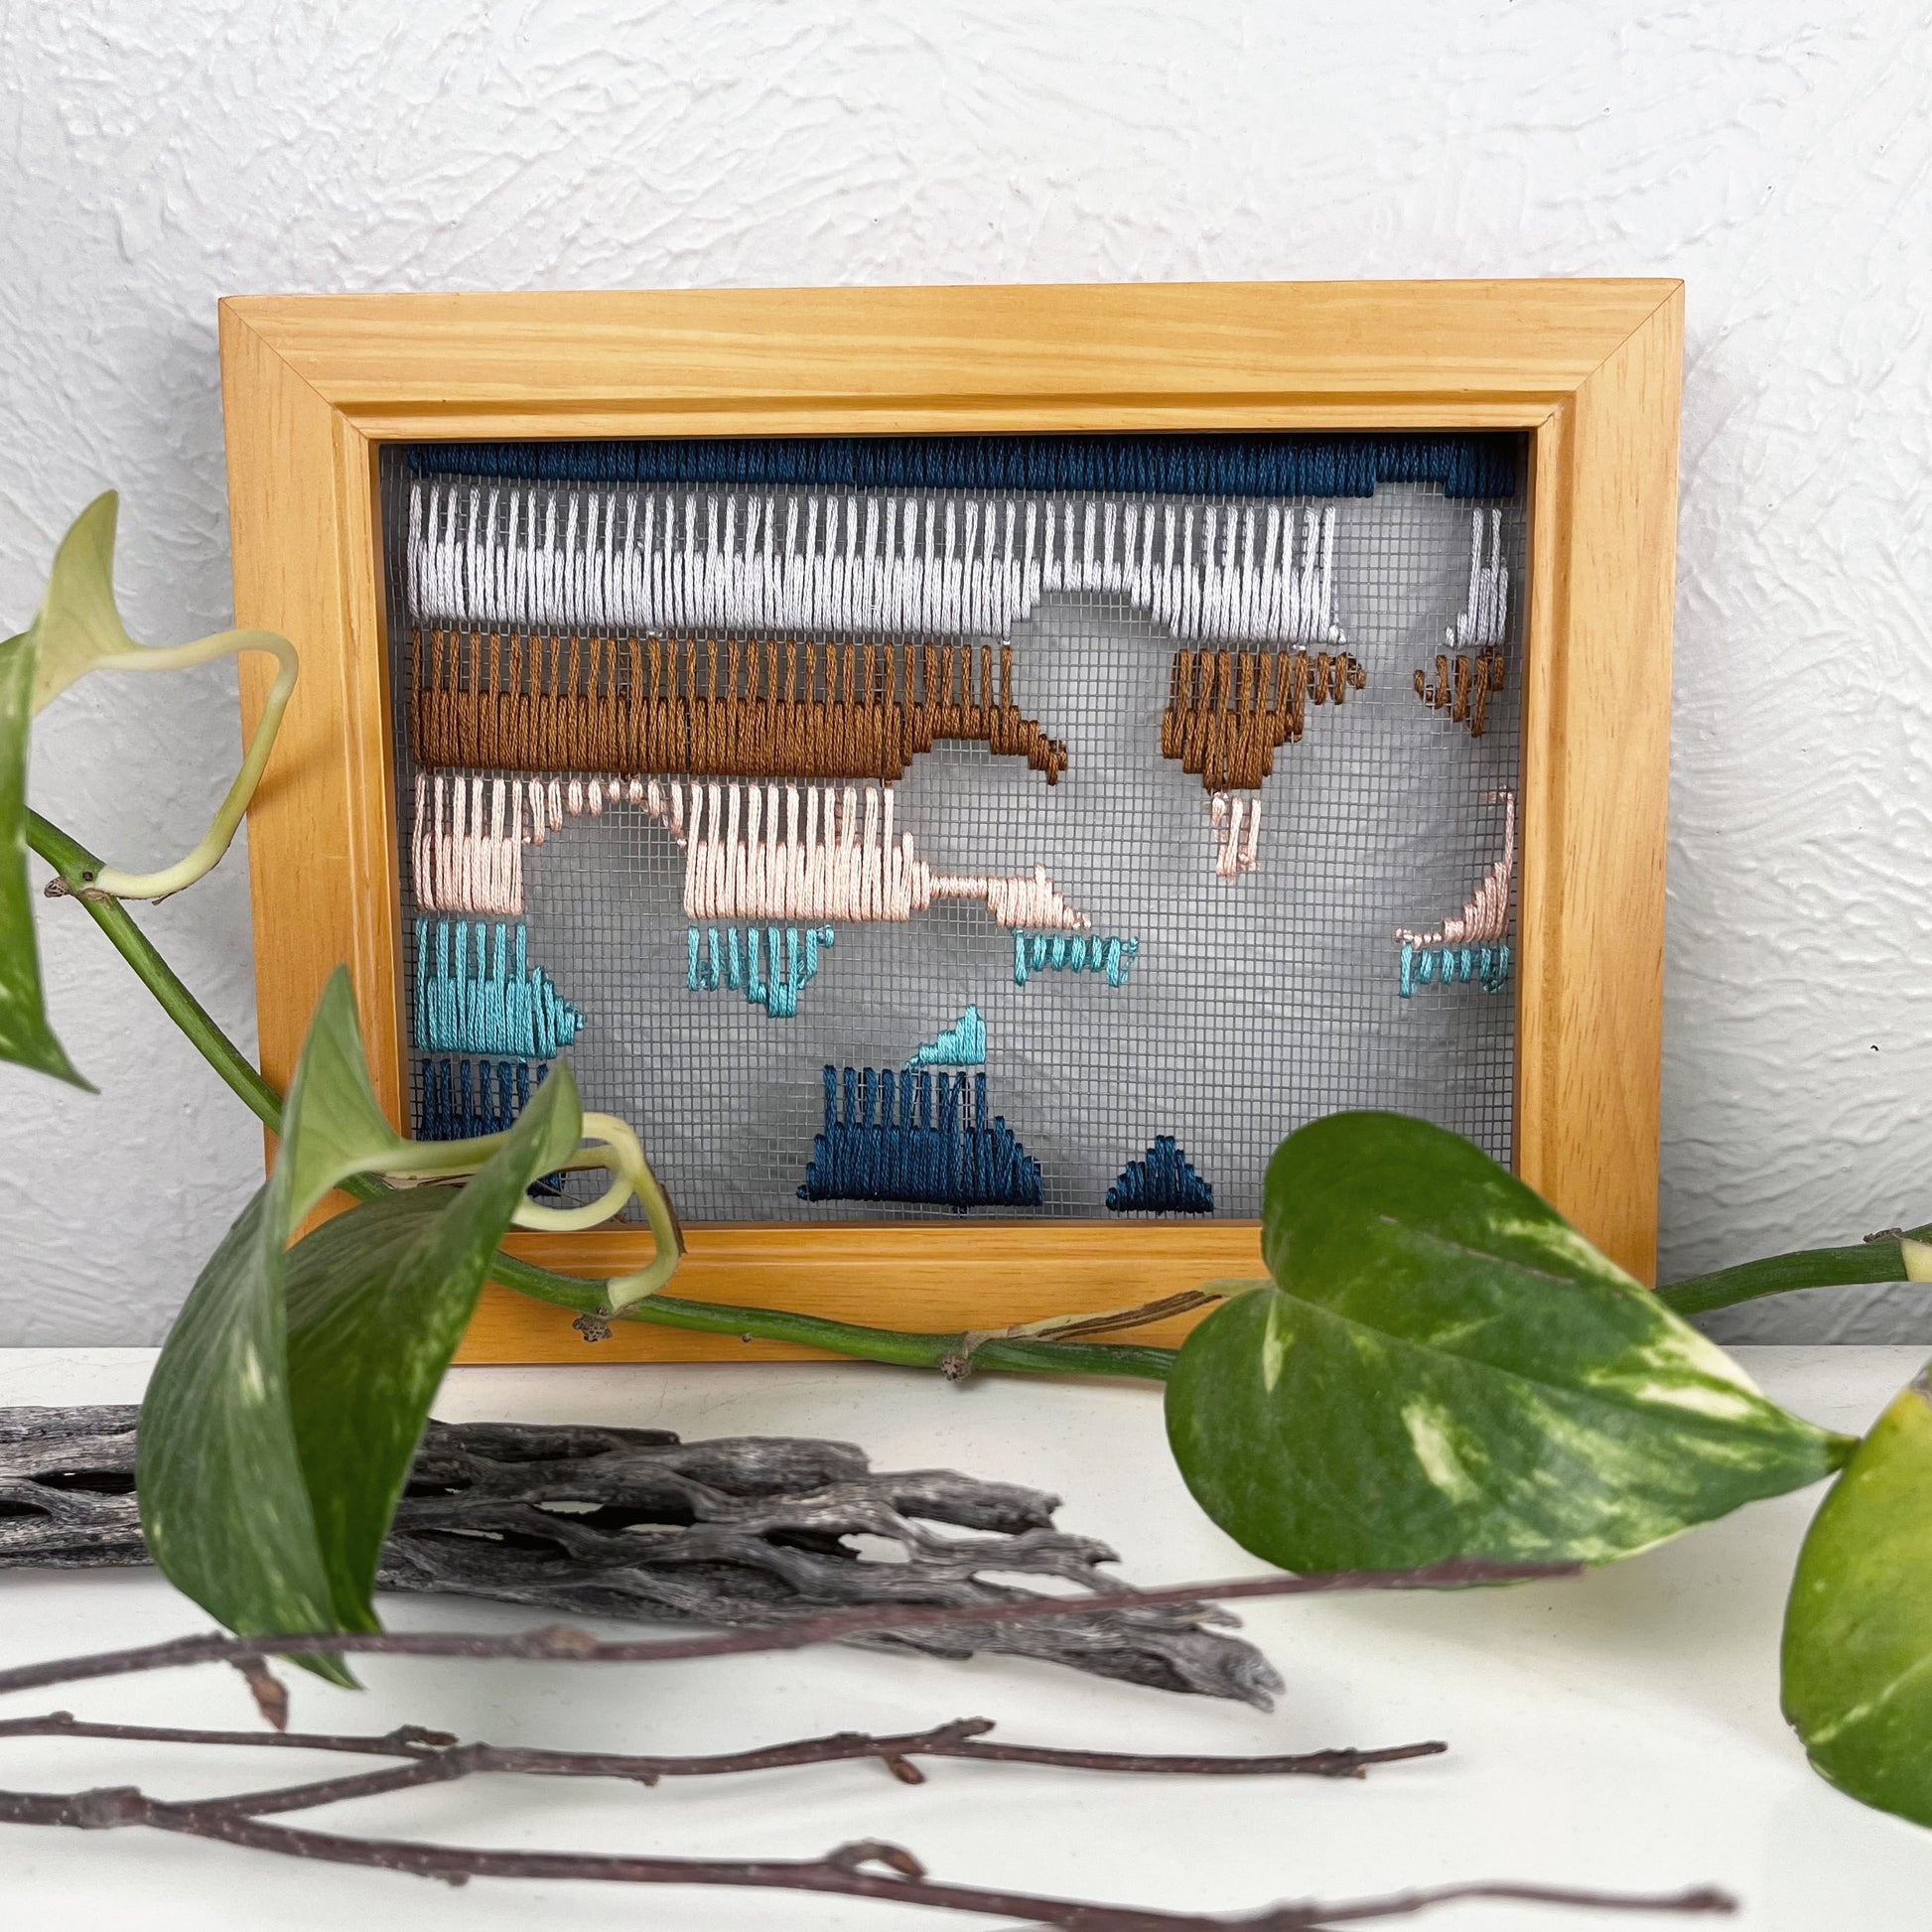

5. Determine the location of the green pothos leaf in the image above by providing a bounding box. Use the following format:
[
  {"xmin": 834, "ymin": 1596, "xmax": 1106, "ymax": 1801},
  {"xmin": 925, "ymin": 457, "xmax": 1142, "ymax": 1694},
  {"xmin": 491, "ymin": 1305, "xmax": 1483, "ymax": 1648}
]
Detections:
[
  {"xmin": 22, "ymin": 491, "xmax": 299, "ymax": 904},
  {"xmin": 277, "ymin": 968, "xmax": 416, "ymax": 1226},
  {"xmin": 135, "ymin": 1163, "xmax": 345, "ymax": 1677},
  {"xmin": 28, "ymin": 491, "xmax": 138, "ymax": 713},
  {"xmin": 138, "ymin": 968, "xmax": 581, "ymax": 1677},
  {"xmin": 283, "ymin": 1105, "xmax": 580, "ymax": 1632},
  {"xmin": 0, "ymin": 627, "xmax": 88, "ymax": 1088},
  {"xmin": 1782, "ymin": 1362, "xmax": 1932, "ymax": 1826},
  {"xmin": 1166, "ymin": 1112, "xmax": 1850, "ymax": 1574}
]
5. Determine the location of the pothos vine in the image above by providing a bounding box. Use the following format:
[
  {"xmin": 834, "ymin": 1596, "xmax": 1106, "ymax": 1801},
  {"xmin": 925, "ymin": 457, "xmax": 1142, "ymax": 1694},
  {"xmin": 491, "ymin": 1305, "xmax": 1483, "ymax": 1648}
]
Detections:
[{"xmin": 8, "ymin": 491, "xmax": 1932, "ymax": 1862}]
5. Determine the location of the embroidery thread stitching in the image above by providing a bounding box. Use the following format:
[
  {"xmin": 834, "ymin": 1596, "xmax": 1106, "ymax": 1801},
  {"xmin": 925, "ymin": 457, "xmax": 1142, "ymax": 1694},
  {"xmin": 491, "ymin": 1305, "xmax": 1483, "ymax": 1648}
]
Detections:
[
  {"xmin": 1012, "ymin": 929, "xmax": 1140, "ymax": 987},
  {"xmin": 409, "ymin": 432, "xmax": 1520, "ymax": 499},
  {"xmin": 1396, "ymin": 789, "xmax": 1515, "ymax": 999},
  {"xmin": 798, "ymin": 1065, "xmax": 1042, "ymax": 1209},
  {"xmin": 684, "ymin": 923, "xmax": 836, "ymax": 1018},
  {"xmin": 406, "ymin": 484, "xmax": 1355, "ymax": 650},
  {"xmin": 1106, "ymin": 1137, "xmax": 1214, "ymax": 1214},
  {"xmin": 414, "ymin": 918, "xmax": 586, "ymax": 1057},
  {"xmin": 907, "ymin": 1006, "xmax": 988, "ymax": 1067},
  {"xmin": 415, "ymin": 1056, "xmax": 541, "ymax": 1141}
]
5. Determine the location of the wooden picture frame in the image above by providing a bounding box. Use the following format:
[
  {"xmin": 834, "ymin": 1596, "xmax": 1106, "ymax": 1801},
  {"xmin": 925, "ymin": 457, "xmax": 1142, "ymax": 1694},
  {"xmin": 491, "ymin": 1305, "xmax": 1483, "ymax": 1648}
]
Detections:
[{"xmin": 218, "ymin": 279, "xmax": 1682, "ymax": 1363}]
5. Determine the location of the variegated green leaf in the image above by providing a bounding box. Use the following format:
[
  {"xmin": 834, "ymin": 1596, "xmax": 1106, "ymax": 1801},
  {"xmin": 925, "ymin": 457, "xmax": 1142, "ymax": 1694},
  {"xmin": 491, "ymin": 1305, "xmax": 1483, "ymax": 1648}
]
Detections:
[
  {"xmin": 1166, "ymin": 1112, "xmax": 1850, "ymax": 1573},
  {"xmin": 139, "ymin": 973, "xmax": 581, "ymax": 1677},
  {"xmin": 283, "ymin": 1085, "xmax": 580, "ymax": 1631},
  {"xmin": 28, "ymin": 491, "xmax": 138, "ymax": 713},
  {"xmin": 1782, "ymin": 1362, "xmax": 1932, "ymax": 1826},
  {"xmin": 278, "ymin": 968, "xmax": 540, "ymax": 1218},
  {"xmin": 22, "ymin": 491, "xmax": 299, "ymax": 901},
  {"xmin": 0, "ymin": 627, "xmax": 88, "ymax": 1088},
  {"xmin": 277, "ymin": 968, "xmax": 417, "ymax": 1225},
  {"xmin": 136, "ymin": 1167, "xmax": 346, "ymax": 1680}
]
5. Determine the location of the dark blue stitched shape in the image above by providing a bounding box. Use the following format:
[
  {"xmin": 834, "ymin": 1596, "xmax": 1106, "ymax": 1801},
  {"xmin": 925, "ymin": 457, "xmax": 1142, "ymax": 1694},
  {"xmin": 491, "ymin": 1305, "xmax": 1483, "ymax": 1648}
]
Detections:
[
  {"xmin": 409, "ymin": 433, "xmax": 1517, "ymax": 501},
  {"xmin": 415, "ymin": 1056, "xmax": 542, "ymax": 1142},
  {"xmin": 797, "ymin": 1066, "xmax": 1042, "ymax": 1210},
  {"xmin": 1106, "ymin": 1137, "xmax": 1214, "ymax": 1215}
]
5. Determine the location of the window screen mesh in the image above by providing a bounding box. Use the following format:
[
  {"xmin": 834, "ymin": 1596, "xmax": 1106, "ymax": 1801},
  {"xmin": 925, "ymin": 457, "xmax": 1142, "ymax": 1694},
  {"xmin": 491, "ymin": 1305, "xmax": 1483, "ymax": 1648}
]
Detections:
[{"xmin": 379, "ymin": 435, "xmax": 1526, "ymax": 1223}]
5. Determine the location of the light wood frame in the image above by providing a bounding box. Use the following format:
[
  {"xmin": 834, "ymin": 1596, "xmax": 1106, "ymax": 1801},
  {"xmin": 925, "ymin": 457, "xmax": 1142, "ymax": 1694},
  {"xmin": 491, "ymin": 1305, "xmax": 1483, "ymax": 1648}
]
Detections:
[{"xmin": 218, "ymin": 280, "xmax": 1682, "ymax": 1363}]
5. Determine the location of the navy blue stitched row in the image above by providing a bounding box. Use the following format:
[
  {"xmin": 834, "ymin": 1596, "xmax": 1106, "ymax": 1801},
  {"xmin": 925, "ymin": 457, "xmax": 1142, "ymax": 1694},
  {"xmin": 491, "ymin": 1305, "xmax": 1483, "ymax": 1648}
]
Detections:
[
  {"xmin": 408, "ymin": 433, "xmax": 1517, "ymax": 500},
  {"xmin": 1106, "ymin": 1136, "xmax": 1214, "ymax": 1214},
  {"xmin": 797, "ymin": 1065, "xmax": 1042, "ymax": 1209},
  {"xmin": 414, "ymin": 1055, "xmax": 542, "ymax": 1141}
]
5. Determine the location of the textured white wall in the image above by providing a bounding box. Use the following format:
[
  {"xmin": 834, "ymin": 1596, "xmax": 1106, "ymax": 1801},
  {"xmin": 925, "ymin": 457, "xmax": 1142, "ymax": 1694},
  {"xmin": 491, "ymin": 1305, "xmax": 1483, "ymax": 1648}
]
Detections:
[{"xmin": 2, "ymin": 1, "xmax": 1928, "ymax": 1343}]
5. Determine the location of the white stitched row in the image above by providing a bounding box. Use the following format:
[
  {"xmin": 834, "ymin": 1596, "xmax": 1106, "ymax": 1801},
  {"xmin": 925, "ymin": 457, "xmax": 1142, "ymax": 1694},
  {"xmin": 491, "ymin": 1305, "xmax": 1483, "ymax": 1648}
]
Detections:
[
  {"xmin": 646, "ymin": 779, "xmax": 1088, "ymax": 931},
  {"xmin": 1397, "ymin": 789, "xmax": 1515, "ymax": 948},
  {"xmin": 1209, "ymin": 792, "xmax": 1264, "ymax": 881},
  {"xmin": 411, "ymin": 774, "xmax": 525, "ymax": 914},
  {"xmin": 1450, "ymin": 508, "xmax": 1508, "ymax": 649},
  {"xmin": 407, "ymin": 482, "xmax": 1342, "ymax": 647}
]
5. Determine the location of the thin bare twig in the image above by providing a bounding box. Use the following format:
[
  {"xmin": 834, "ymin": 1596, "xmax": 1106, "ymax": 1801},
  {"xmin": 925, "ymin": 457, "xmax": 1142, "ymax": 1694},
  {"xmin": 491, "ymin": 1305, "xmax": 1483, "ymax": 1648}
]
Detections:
[
  {"xmin": 0, "ymin": 1778, "xmax": 1735, "ymax": 1927},
  {"xmin": 0, "ymin": 1559, "xmax": 1579, "ymax": 1702},
  {"xmin": 0, "ymin": 1582, "xmax": 1729, "ymax": 1928},
  {"xmin": 0, "ymin": 1711, "xmax": 1446, "ymax": 1798},
  {"xmin": 0, "ymin": 1714, "xmax": 455, "ymax": 1756}
]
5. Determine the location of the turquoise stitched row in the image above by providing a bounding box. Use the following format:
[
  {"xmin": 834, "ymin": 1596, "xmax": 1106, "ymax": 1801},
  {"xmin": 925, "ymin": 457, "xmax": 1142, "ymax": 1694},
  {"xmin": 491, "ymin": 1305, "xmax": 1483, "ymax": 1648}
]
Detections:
[
  {"xmin": 907, "ymin": 1006, "xmax": 987, "ymax": 1068},
  {"xmin": 1398, "ymin": 941, "xmax": 1510, "ymax": 998},
  {"xmin": 414, "ymin": 919, "xmax": 584, "ymax": 1058},
  {"xmin": 1012, "ymin": 929, "xmax": 1140, "ymax": 987},
  {"xmin": 686, "ymin": 924, "xmax": 835, "ymax": 1019}
]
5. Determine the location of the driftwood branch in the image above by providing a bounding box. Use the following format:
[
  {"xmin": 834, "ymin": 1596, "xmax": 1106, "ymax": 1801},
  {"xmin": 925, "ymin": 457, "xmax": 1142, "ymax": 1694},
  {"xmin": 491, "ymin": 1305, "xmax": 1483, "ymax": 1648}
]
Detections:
[
  {"xmin": 0, "ymin": 1405, "xmax": 1279, "ymax": 1704},
  {"xmin": 0, "ymin": 1541, "xmax": 1723, "ymax": 1925}
]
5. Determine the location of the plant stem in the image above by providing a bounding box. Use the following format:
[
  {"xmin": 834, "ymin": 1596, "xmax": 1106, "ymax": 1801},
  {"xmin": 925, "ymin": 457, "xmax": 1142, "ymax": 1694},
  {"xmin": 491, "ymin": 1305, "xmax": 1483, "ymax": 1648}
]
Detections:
[
  {"xmin": 50, "ymin": 795, "xmax": 1900, "ymax": 1346},
  {"xmin": 26, "ymin": 810, "xmax": 1175, "ymax": 1382},
  {"xmin": 1657, "ymin": 1229, "xmax": 1932, "ymax": 1318},
  {"xmin": 29, "ymin": 813, "xmax": 283, "ymax": 1131},
  {"xmin": 83, "ymin": 629, "xmax": 299, "ymax": 900}
]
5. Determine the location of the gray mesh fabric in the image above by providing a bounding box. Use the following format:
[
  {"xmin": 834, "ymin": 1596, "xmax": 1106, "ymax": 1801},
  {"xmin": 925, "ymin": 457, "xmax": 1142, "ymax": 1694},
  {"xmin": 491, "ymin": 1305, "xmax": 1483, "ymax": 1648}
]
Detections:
[{"xmin": 382, "ymin": 446, "xmax": 1526, "ymax": 1223}]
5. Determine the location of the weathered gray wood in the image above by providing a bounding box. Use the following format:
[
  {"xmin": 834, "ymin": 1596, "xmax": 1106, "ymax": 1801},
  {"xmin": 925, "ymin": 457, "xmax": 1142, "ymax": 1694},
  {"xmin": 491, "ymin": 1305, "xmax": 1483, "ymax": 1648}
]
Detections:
[{"xmin": 0, "ymin": 1407, "xmax": 1280, "ymax": 1707}]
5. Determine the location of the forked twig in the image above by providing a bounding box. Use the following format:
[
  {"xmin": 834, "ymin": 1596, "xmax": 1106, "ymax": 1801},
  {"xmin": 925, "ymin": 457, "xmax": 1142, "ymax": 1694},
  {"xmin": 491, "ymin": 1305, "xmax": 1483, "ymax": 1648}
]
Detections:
[
  {"xmin": 0, "ymin": 1711, "xmax": 1445, "ymax": 1793},
  {"xmin": 0, "ymin": 1773, "xmax": 1734, "ymax": 1929},
  {"xmin": 0, "ymin": 1564, "xmax": 1732, "ymax": 1924}
]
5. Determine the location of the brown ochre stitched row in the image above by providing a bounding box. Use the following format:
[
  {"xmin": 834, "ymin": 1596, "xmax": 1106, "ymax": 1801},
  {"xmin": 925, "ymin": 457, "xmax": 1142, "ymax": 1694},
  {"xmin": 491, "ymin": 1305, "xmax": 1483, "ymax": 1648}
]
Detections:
[
  {"xmin": 1413, "ymin": 646, "xmax": 1507, "ymax": 739},
  {"xmin": 410, "ymin": 631, "xmax": 1069, "ymax": 783},
  {"xmin": 1160, "ymin": 647, "xmax": 1366, "ymax": 793}
]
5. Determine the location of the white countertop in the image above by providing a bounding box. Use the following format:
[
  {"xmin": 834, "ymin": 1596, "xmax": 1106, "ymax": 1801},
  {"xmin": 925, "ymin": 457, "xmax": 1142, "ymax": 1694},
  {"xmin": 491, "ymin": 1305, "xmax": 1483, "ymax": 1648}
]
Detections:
[{"xmin": 1, "ymin": 1344, "xmax": 1927, "ymax": 1929}]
